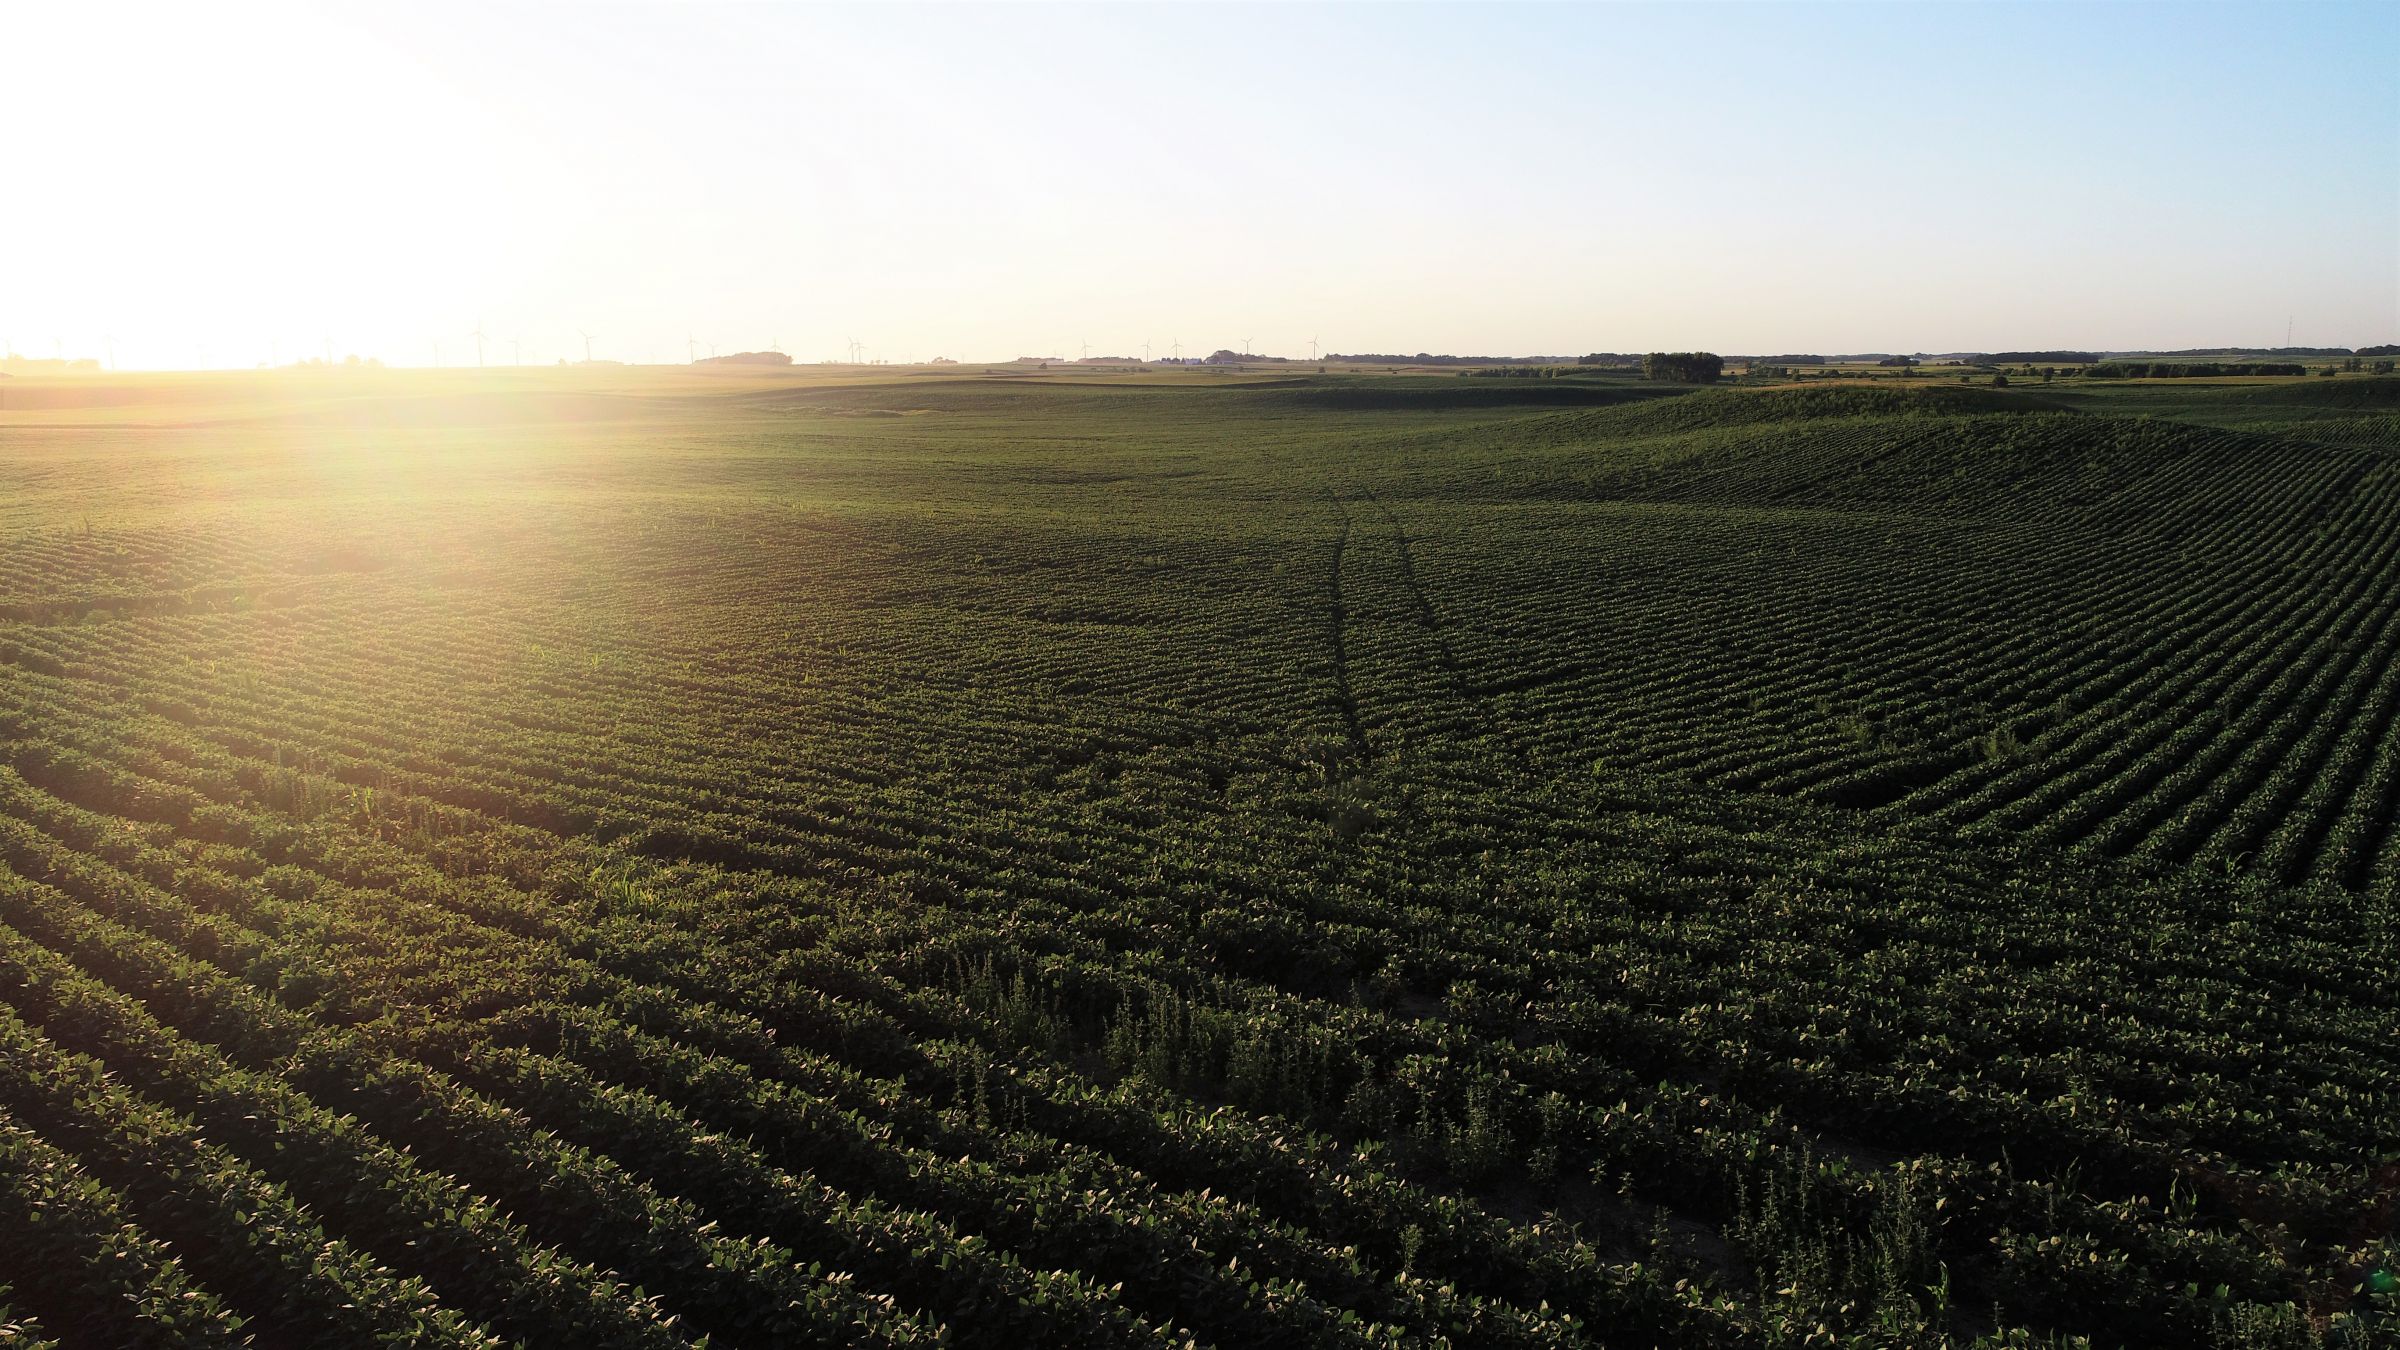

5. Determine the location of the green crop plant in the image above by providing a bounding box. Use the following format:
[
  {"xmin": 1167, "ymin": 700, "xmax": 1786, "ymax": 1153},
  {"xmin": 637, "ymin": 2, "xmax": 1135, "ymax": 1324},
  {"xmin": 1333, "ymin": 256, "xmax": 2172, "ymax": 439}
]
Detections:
[{"xmin": 0, "ymin": 368, "xmax": 2392, "ymax": 1346}]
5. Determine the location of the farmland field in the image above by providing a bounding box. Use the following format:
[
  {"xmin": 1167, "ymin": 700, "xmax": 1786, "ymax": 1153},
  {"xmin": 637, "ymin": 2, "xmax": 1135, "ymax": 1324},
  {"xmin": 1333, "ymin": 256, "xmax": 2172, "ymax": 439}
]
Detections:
[{"xmin": 1, "ymin": 366, "xmax": 2395, "ymax": 1347}]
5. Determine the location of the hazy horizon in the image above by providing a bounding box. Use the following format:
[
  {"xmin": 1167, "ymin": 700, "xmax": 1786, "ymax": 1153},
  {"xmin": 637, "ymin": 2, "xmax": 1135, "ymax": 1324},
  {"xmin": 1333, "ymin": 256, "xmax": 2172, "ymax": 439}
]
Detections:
[{"xmin": 8, "ymin": 0, "xmax": 2395, "ymax": 371}]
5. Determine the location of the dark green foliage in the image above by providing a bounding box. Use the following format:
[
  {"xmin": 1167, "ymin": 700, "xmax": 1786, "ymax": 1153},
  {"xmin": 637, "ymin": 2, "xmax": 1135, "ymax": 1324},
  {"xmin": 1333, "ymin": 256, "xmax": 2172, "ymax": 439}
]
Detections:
[
  {"xmin": 2089, "ymin": 361, "xmax": 2309, "ymax": 378},
  {"xmin": 1460, "ymin": 365, "xmax": 1580, "ymax": 379},
  {"xmin": 1644, "ymin": 351, "xmax": 1726, "ymax": 383}
]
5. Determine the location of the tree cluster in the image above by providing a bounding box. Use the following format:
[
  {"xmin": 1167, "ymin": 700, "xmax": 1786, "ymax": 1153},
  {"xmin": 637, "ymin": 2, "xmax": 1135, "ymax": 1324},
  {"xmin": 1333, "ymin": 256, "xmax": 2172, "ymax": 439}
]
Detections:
[
  {"xmin": 695, "ymin": 351, "xmax": 793, "ymax": 367},
  {"xmin": 2087, "ymin": 362, "xmax": 2306, "ymax": 379},
  {"xmin": 1642, "ymin": 352, "xmax": 1724, "ymax": 384},
  {"xmin": 1982, "ymin": 352, "xmax": 2098, "ymax": 365},
  {"xmin": 1331, "ymin": 353, "xmax": 1557, "ymax": 366}
]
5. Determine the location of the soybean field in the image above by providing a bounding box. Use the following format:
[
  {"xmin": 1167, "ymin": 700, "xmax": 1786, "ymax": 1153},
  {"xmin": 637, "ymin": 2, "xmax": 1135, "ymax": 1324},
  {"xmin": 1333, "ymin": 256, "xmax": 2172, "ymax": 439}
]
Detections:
[{"xmin": 0, "ymin": 367, "xmax": 2394, "ymax": 1347}]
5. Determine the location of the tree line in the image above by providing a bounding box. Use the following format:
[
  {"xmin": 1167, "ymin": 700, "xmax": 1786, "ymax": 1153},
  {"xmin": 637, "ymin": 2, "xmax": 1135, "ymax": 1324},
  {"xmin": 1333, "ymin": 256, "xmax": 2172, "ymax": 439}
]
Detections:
[
  {"xmin": 1642, "ymin": 353, "xmax": 1725, "ymax": 384},
  {"xmin": 2088, "ymin": 362, "xmax": 2308, "ymax": 378}
]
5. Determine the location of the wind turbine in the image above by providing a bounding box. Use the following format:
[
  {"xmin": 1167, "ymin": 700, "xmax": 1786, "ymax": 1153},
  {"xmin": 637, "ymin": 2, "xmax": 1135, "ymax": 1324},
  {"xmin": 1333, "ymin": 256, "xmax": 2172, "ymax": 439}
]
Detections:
[
  {"xmin": 1170, "ymin": 338, "xmax": 1181, "ymax": 361},
  {"xmin": 708, "ymin": 342, "xmax": 718, "ymax": 359},
  {"xmin": 1142, "ymin": 339, "xmax": 1152, "ymax": 362},
  {"xmin": 321, "ymin": 336, "xmax": 333, "ymax": 365},
  {"xmin": 472, "ymin": 321, "xmax": 486, "ymax": 367},
  {"xmin": 1080, "ymin": 339, "xmax": 1091, "ymax": 360},
  {"xmin": 687, "ymin": 334, "xmax": 698, "ymax": 363},
  {"xmin": 1308, "ymin": 335, "xmax": 1319, "ymax": 361},
  {"xmin": 579, "ymin": 331, "xmax": 596, "ymax": 362},
  {"xmin": 104, "ymin": 336, "xmax": 117, "ymax": 370},
  {"xmin": 1242, "ymin": 336, "xmax": 1254, "ymax": 360}
]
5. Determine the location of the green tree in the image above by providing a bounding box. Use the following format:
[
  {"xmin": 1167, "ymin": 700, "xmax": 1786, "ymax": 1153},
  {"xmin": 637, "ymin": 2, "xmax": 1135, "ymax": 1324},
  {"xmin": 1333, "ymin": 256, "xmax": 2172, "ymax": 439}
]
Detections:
[{"xmin": 1642, "ymin": 352, "xmax": 1724, "ymax": 384}]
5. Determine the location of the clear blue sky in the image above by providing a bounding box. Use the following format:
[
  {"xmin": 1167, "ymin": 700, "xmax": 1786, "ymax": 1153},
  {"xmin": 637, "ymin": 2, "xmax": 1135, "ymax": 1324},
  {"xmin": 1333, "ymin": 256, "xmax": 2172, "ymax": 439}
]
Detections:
[{"xmin": 6, "ymin": 0, "xmax": 2394, "ymax": 367}]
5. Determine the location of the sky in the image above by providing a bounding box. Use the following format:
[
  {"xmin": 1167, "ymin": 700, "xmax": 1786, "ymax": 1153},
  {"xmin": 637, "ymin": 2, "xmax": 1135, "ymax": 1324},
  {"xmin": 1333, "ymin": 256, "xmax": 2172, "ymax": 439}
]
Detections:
[{"xmin": 3, "ymin": 0, "xmax": 2394, "ymax": 369}]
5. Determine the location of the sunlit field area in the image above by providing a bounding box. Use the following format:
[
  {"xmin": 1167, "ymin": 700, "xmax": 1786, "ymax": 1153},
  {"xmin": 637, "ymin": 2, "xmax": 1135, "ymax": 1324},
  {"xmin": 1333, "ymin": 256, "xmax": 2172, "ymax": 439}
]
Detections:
[{"xmin": 2, "ymin": 365, "xmax": 2397, "ymax": 1347}]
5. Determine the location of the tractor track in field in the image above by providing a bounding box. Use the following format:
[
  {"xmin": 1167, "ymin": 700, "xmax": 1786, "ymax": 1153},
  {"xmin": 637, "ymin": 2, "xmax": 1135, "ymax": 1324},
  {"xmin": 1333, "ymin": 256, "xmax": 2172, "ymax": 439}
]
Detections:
[
  {"xmin": 1358, "ymin": 489, "xmax": 1536, "ymax": 773},
  {"xmin": 1323, "ymin": 494, "xmax": 1368, "ymax": 758}
]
